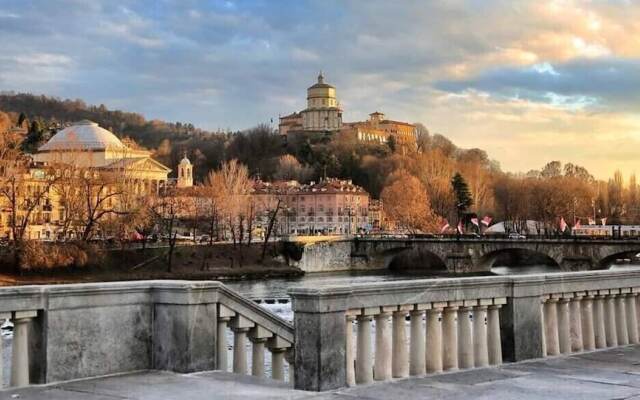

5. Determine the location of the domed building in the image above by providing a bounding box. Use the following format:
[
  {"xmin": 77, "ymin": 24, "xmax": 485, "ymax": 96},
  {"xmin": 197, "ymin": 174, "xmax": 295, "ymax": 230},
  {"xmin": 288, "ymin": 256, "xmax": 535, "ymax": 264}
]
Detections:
[
  {"xmin": 34, "ymin": 120, "xmax": 171, "ymax": 192},
  {"xmin": 279, "ymin": 72, "xmax": 342, "ymax": 136}
]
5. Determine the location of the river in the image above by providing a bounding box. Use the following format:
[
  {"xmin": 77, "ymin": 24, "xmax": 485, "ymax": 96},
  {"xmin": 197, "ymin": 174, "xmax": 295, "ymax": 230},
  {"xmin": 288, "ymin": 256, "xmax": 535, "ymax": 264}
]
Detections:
[{"xmin": 2, "ymin": 263, "xmax": 632, "ymax": 386}]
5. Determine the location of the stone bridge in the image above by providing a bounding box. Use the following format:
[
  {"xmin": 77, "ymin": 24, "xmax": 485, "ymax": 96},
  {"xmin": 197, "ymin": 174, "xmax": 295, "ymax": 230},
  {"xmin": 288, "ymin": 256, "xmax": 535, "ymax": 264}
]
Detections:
[
  {"xmin": 334, "ymin": 238, "xmax": 640, "ymax": 272},
  {"xmin": 348, "ymin": 238, "xmax": 640, "ymax": 272}
]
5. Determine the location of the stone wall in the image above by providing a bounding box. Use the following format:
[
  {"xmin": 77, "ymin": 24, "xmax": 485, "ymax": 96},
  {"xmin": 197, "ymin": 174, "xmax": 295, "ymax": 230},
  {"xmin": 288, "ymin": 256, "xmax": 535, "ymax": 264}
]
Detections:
[{"xmin": 285, "ymin": 240, "xmax": 387, "ymax": 273}]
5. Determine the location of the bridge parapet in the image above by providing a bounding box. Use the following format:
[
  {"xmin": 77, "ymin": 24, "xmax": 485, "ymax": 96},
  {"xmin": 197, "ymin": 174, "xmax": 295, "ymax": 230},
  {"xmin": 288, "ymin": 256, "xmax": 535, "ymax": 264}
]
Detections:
[
  {"xmin": 0, "ymin": 281, "xmax": 294, "ymax": 389},
  {"xmin": 290, "ymin": 267, "xmax": 640, "ymax": 391}
]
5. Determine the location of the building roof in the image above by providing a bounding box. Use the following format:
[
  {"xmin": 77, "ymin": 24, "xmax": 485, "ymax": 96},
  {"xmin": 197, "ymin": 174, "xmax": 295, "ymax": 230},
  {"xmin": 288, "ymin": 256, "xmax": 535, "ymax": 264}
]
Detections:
[
  {"xmin": 308, "ymin": 71, "xmax": 335, "ymax": 89},
  {"xmin": 38, "ymin": 120, "xmax": 126, "ymax": 152}
]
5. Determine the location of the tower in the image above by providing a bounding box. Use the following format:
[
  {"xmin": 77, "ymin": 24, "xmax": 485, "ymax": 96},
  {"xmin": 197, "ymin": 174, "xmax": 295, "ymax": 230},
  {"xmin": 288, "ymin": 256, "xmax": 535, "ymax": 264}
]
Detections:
[{"xmin": 177, "ymin": 153, "xmax": 193, "ymax": 188}]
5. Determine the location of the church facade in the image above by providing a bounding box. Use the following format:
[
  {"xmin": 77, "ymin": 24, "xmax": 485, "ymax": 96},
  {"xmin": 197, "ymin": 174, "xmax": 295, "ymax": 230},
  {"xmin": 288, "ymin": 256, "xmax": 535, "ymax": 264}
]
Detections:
[{"xmin": 1, "ymin": 120, "xmax": 176, "ymax": 240}]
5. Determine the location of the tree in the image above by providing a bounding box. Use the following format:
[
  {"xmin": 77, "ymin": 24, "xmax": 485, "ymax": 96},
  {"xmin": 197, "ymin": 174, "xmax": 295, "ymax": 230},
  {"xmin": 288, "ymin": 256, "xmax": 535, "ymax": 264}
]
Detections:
[
  {"xmin": 381, "ymin": 170, "xmax": 437, "ymax": 233},
  {"xmin": 387, "ymin": 135, "xmax": 397, "ymax": 153},
  {"xmin": 451, "ymin": 172, "xmax": 473, "ymax": 220},
  {"xmin": 150, "ymin": 192, "xmax": 184, "ymax": 273},
  {"xmin": 273, "ymin": 154, "xmax": 312, "ymax": 182}
]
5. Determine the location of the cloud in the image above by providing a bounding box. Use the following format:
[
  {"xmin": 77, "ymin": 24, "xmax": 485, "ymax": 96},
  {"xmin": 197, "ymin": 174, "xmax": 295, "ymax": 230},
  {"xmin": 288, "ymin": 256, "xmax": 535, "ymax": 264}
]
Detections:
[{"xmin": 0, "ymin": 0, "xmax": 638, "ymax": 177}]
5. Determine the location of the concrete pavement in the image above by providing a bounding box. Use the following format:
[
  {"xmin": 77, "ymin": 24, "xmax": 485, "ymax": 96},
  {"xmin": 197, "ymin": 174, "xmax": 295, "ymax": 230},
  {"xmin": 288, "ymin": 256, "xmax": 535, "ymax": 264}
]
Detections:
[{"xmin": 3, "ymin": 346, "xmax": 640, "ymax": 400}]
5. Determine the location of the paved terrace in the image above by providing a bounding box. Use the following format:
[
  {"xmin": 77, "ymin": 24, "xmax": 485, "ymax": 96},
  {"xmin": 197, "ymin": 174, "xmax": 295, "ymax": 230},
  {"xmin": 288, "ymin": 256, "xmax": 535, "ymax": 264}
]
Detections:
[{"xmin": 3, "ymin": 345, "xmax": 640, "ymax": 400}]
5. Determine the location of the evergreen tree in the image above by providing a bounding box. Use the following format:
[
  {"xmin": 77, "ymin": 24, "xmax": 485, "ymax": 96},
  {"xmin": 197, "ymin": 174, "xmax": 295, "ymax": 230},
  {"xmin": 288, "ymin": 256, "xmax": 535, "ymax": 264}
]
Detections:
[{"xmin": 451, "ymin": 172, "xmax": 473, "ymax": 217}]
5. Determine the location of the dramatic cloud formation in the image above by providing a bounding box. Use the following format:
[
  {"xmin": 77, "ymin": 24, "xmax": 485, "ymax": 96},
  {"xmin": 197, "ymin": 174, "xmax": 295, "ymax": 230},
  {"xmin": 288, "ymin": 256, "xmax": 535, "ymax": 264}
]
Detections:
[{"xmin": 0, "ymin": 0, "xmax": 639, "ymax": 177}]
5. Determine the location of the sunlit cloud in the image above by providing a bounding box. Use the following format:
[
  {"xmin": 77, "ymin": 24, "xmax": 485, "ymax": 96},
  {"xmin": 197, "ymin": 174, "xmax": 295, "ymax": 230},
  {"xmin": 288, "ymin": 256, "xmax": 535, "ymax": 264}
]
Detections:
[{"xmin": 0, "ymin": 0, "xmax": 638, "ymax": 178}]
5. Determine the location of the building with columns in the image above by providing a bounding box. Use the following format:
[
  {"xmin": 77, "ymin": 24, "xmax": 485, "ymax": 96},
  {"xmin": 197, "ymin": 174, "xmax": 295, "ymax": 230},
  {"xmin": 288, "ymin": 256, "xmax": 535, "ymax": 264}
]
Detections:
[
  {"xmin": 1, "ymin": 120, "xmax": 172, "ymax": 240},
  {"xmin": 279, "ymin": 72, "xmax": 342, "ymax": 136}
]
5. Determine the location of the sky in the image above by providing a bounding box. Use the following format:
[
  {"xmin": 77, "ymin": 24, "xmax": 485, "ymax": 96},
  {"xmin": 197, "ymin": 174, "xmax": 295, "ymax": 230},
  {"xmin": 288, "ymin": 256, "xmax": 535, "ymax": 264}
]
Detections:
[{"xmin": 0, "ymin": 0, "xmax": 639, "ymax": 179}]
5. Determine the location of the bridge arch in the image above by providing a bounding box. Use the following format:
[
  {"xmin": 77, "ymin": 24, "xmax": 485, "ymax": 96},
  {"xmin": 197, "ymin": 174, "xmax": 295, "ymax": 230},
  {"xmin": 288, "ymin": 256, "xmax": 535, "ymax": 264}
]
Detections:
[
  {"xmin": 597, "ymin": 249, "xmax": 640, "ymax": 269},
  {"xmin": 387, "ymin": 247, "xmax": 447, "ymax": 272},
  {"xmin": 478, "ymin": 247, "xmax": 561, "ymax": 272}
]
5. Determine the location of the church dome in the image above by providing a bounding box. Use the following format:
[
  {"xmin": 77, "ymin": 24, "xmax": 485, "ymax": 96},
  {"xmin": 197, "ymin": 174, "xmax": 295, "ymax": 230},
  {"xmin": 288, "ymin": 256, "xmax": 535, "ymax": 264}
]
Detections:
[
  {"xmin": 38, "ymin": 120, "xmax": 126, "ymax": 152},
  {"xmin": 180, "ymin": 155, "xmax": 191, "ymax": 165}
]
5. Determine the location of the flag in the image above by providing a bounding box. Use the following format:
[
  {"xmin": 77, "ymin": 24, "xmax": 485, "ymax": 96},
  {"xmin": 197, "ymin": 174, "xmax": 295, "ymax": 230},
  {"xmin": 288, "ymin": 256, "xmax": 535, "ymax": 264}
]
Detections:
[
  {"xmin": 588, "ymin": 217, "xmax": 595, "ymax": 225},
  {"xmin": 481, "ymin": 216, "xmax": 492, "ymax": 226},
  {"xmin": 601, "ymin": 217, "xmax": 607, "ymax": 226},
  {"xmin": 457, "ymin": 221, "xmax": 464, "ymax": 234},
  {"xmin": 574, "ymin": 219, "xmax": 581, "ymax": 229},
  {"xmin": 440, "ymin": 221, "xmax": 450, "ymax": 233},
  {"xmin": 559, "ymin": 217, "xmax": 567, "ymax": 232},
  {"xmin": 471, "ymin": 217, "xmax": 479, "ymax": 226}
]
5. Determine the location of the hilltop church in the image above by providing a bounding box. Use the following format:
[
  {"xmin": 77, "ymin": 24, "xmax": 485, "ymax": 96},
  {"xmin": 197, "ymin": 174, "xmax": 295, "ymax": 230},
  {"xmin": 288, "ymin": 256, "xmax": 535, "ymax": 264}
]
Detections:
[{"xmin": 279, "ymin": 73, "xmax": 417, "ymax": 149}]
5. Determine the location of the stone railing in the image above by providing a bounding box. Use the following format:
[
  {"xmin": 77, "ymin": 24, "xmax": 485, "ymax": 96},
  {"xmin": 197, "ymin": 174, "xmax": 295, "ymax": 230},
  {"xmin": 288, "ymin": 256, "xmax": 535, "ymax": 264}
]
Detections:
[
  {"xmin": 289, "ymin": 268, "xmax": 640, "ymax": 391},
  {"xmin": 0, "ymin": 281, "xmax": 293, "ymax": 389}
]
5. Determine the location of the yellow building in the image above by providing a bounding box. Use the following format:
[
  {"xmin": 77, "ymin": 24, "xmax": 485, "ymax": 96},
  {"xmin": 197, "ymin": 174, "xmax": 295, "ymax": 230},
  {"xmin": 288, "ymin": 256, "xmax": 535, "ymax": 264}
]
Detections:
[
  {"xmin": 279, "ymin": 72, "xmax": 342, "ymax": 136},
  {"xmin": 341, "ymin": 111, "xmax": 417, "ymax": 149},
  {"xmin": 1, "ymin": 120, "xmax": 172, "ymax": 240}
]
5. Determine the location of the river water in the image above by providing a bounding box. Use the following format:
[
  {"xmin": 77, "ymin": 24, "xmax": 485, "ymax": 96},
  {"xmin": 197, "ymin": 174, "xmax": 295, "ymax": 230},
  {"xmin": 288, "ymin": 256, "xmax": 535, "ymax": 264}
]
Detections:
[{"xmin": 2, "ymin": 263, "xmax": 631, "ymax": 386}]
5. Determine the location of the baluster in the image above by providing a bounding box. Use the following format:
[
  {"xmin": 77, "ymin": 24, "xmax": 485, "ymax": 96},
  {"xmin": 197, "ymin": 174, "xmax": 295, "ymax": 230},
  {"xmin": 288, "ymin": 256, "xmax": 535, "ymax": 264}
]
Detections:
[
  {"xmin": 230, "ymin": 315, "xmax": 255, "ymax": 374},
  {"xmin": 374, "ymin": 307, "xmax": 393, "ymax": 381},
  {"xmin": 615, "ymin": 289, "xmax": 629, "ymax": 345},
  {"xmin": 426, "ymin": 303, "xmax": 444, "ymax": 373},
  {"xmin": 10, "ymin": 311, "xmax": 37, "ymax": 388},
  {"xmin": 267, "ymin": 336, "xmax": 291, "ymax": 381},
  {"xmin": 355, "ymin": 309, "xmax": 375, "ymax": 384},
  {"xmin": 458, "ymin": 301, "xmax": 475, "ymax": 369},
  {"xmin": 285, "ymin": 348, "xmax": 294, "ymax": 384},
  {"xmin": 593, "ymin": 293, "xmax": 607, "ymax": 349},
  {"xmin": 488, "ymin": 298, "xmax": 505, "ymax": 365},
  {"xmin": 558, "ymin": 295, "xmax": 571, "ymax": 354},
  {"xmin": 443, "ymin": 301, "xmax": 461, "ymax": 371},
  {"xmin": 543, "ymin": 296, "xmax": 560, "ymax": 356},
  {"xmin": 570, "ymin": 292, "xmax": 584, "ymax": 353},
  {"xmin": 409, "ymin": 306, "xmax": 426, "ymax": 375},
  {"xmin": 627, "ymin": 291, "xmax": 639, "ymax": 344},
  {"xmin": 473, "ymin": 300, "xmax": 490, "ymax": 368},
  {"xmin": 540, "ymin": 299, "xmax": 547, "ymax": 357},
  {"xmin": 604, "ymin": 290, "xmax": 618, "ymax": 347},
  {"xmin": 345, "ymin": 311, "xmax": 358, "ymax": 386},
  {"xmin": 392, "ymin": 305, "xmax": 411, "ymax": 378},
  {"xmin": 249, "ymin": 326, "xmax": 273, "ymax": 377},
  {"xmin": 0, "ymin": 312, "xmax": 9, "ymax": 388},
  {"xmin": 581, "ymin": 292, "xmax": 596, "ymax": 351},
  {"xmin": 217, "ymin": 305, "xmax": 235, "ymax": 372}
]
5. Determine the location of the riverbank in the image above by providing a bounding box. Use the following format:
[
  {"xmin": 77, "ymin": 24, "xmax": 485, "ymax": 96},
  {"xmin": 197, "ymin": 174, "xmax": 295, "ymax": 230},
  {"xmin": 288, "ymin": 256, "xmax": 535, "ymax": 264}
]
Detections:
[{"xmin": 0, "ymin": 242, "xmax": 303, "ymax": 286}]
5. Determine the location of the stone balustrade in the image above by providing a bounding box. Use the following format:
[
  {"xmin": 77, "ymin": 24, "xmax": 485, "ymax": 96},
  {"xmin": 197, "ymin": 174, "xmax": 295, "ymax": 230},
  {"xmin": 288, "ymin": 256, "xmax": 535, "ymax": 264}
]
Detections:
[
  {"xmin": 540, "ymin": 288, "xmax": 640, "ymax": 358},
  {"xmin": 0, "ymin": 280, "xmax": 293, "ymax": 388},
  {"xmin": 290, "ymin": 267, "xmax": 640, "ymax": 391}
]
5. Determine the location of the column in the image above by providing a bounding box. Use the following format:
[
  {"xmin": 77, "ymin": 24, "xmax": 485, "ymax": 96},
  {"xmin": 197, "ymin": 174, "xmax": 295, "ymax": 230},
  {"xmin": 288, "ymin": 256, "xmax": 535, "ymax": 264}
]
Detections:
[
  {"xmin": 557, "ymin": 296, "xmax": 571, "ymax": 354},
  {"xmin": 249, "ymin": 326, "xmax": 272, "ymax": 378},
  {"xmin": 10, "ymin": 311, "xmax": 37, "ymax": 387},
  {"xmin": 443, "ymin": 301, "xmax": 461, "ymax": 371},
  {"xmin": 231, "ymin": 315, "xmax": 255, "ymax": 375},
  {"xmin": 374, "ymin": 307, "xmax": 393, "ymax": 381},
  {"xmin": 345, "ymin": 313, "xmax": 357, "ymax": 386},
  {"xmin": 0, "ymin": 312, "xmax": 9, "ymax": 387},
  {"xmin": 593, "ymin": 294, "xmax": 607, "ymax": 349},
  {"xmin": 458, "ymin": 301, "xmax": 475, "ymax": 369},
  {"xmin": 217, "ymin": 305, "xmax": 235, "ymax": 372},
  {"xmin": 615, "ymin": 290, "xmax": 629, "ymax": 345},
  {"xmin": 392, "ymin": 306, "xmax": 411, "ymax": 378},
  {"xmin": 543, "ymin": 297, "xmax": 560, "ymax": 356},
  {"xmin": 626, "ymin": 292, "xmax": 639, "ymax": 344},
  {"xmin": 356, "ymin": 311, "xmax": 374, "ymax": 384},
  {"xmin": 267, "ymin": 336, "xmax": 292, "ymax": 381},
  {"xmin": 473, "ymin": 301, "xmax": 490, "ymax": 368},
  {"xmin": 285, "ymin": 349, "xmax": 295, "ymax": 384},
  {"xmin": 604, "ymin": 291, "xmax": 618, "ymax": 347},
  {"xmin": 426, "ymin": 304, "xmax": 444, "ymax": 373},
  {"xmin": 580, "ymin": 293, "xmax": 596, "ymax": 351},
  {"xmin": 409, "ymin": 307, "xmax": 426, "ymax": 375},
  {"xmin": 570, "ymin": 293, "xmax": 584, "ymax": 353},
  {"xmin": 488, "ymin": 298, "xmax": 505, "ymax": 365}
]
